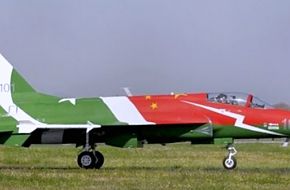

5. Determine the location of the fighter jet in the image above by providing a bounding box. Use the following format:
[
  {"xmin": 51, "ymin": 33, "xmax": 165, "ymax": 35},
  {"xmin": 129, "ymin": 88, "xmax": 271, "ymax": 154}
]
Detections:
[{"xmin": 1, "ymin": 54, "xmax": 290, "ymax": 170}]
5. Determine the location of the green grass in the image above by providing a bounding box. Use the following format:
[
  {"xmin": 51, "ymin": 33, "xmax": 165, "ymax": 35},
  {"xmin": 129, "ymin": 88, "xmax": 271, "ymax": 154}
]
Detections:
[{"xmin": 1, "ymin": 143, "xmax": 290, "ymax": 190}]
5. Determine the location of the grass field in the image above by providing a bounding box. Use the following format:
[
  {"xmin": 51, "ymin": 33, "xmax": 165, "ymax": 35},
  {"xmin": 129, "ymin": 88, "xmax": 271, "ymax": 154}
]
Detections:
[{"xmin": 1, "ymin": 143, "xmax": 290, "ymax": 190}]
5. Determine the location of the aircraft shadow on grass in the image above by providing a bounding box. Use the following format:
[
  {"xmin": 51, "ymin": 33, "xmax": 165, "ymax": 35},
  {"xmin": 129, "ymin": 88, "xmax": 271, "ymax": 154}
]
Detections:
[{"xmin": 1, "ymin": 165, "xmax": 290, "ymax": 174}]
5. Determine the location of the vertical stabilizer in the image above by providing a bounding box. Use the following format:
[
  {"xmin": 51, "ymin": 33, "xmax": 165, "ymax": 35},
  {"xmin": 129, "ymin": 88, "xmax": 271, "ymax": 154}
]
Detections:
[
  {"xmin": 0, "ymin": 54, "xmax": 36, "ymax": 94},
  {"xmin": 0, "ymin": 54, "xmax": 41, "ymax": 131}
]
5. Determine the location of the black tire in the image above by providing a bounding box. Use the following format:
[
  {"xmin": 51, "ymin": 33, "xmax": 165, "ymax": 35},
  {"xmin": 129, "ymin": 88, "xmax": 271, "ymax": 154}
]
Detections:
[
  {"xmin": 94, "ymin": 151, "xmax": 105, "ymax": 169},
  {"xmin": 77, "ymin": 151, "xmax": 96, "ymax": 169},
  {"xmin": 223, "ymin": 156, "xmax": 237, "ymax": 170}
]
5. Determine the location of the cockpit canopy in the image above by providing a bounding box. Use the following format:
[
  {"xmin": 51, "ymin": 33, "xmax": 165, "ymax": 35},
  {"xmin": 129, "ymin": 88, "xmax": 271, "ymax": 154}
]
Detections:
[{"xmin": 208, "ymin": 92, "xmax": 273, "ymax": 109}]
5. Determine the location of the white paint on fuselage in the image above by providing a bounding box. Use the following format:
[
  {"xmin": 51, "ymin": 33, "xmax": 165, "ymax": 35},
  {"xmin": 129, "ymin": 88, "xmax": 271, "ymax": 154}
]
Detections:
[
  {"xmin": 182, "ymin": 101, "xmax": 284, "ymax": 136},
  {"xmin": 101, "ymin": 96, "xmax": 154, "ymax": 125}
]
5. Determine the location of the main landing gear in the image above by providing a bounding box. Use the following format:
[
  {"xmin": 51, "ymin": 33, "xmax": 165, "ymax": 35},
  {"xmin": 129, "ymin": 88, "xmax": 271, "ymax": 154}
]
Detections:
[
  {"xmin": 223, "ymin": 144, "xmax": 237, "ymax": 170},
  {"xmin": 77, "ymin": 147, "xmax": 104, "ymax": 169},
  {"xmin": 77, "ymin": 130, "xmax": 105, "ymax": 169}
]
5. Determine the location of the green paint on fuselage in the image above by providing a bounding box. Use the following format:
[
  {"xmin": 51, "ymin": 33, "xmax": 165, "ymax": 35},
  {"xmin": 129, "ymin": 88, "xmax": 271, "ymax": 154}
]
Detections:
[
  {"xmin": 3, "ymin": 134, "xmax": 30, "ymax": 146},
  {"xmin": 11, "ymin": 70, "xmax": 36, "ymax": 93},
  {"xmin": 0, "ymin": 106, "xmax": 17, "ymax": 132},
  {"xmin": 213, "ymin": 125, "xmax": 289, "ymax": 139},
  {"xmin": 0, "ymin": 107, "xmax": 29, "ymax": 146},
  {"xmin": 10, "ymin": 69, "xmax": 126, "ymax": 126},
  {"xmin": 12, "ymin": 92, "xmax": 126, "ymax": 126}
]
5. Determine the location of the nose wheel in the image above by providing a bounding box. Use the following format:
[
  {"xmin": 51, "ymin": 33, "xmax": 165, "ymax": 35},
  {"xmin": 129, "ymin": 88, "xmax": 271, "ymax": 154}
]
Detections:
[{"xmin": 223, "ymin": 145, "xmax": 237, "ymax": 170}]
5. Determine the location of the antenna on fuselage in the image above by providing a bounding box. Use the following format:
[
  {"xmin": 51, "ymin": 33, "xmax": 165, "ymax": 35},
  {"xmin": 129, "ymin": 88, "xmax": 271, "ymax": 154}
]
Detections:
[{"xmin": 123, "ymin": 87, "xmax": 133, "ymax": 97}]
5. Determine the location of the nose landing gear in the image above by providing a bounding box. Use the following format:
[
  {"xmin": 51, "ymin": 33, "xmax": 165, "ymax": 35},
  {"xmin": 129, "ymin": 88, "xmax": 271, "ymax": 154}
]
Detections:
[{"xmin": 223, "ymin": 145, "xmax": 237, "ymax": 170}]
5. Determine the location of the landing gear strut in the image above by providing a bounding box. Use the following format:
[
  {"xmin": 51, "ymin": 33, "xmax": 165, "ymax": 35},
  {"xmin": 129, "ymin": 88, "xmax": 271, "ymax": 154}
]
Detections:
[
  {"xmin": 77, "ymin": 130, "xmax": 105, "ymax": 169},
  {"xmin": 223, "ymin": 144, "xmax": 237, "ymax": 170}
]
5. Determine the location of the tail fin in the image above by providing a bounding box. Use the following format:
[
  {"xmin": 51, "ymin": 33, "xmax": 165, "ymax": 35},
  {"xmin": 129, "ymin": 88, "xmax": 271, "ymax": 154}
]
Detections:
[
  {"xmin": 0, "ymin": 54, "xmax": 36, "ymax": 94},
  {"xmin": 0, "ymin": 53, "xmax": 43, "ymax": 145},
  {"xmin": 0, "ymin": 53, "xmax": 41, "ymax": 133}
]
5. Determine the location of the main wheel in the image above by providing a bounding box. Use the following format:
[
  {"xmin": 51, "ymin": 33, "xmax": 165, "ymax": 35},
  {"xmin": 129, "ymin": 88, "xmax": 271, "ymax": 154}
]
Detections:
[
  {"xmin": 77, "ymin": 151, "xmax": 96, "ymax": 169},
  {"xmin": 94, "ymin": 151, "xmax": 105, "ymax": 169},
  {"xmin": 223, "ymin": 156, "xmax": 237, "ymax": 170}
]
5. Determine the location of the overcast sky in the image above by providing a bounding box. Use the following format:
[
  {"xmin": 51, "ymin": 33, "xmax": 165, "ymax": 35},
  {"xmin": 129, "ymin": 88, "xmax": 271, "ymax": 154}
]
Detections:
[{"xmin": 0, "ymin": 0, "xmax": 290, "ymax": 103}]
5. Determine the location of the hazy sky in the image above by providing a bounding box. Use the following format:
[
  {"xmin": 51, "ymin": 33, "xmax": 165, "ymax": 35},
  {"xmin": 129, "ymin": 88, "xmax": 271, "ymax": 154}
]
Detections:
[{"xmin": 0, "ymin": 0, "xmax": 290, "ymax": 103}]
